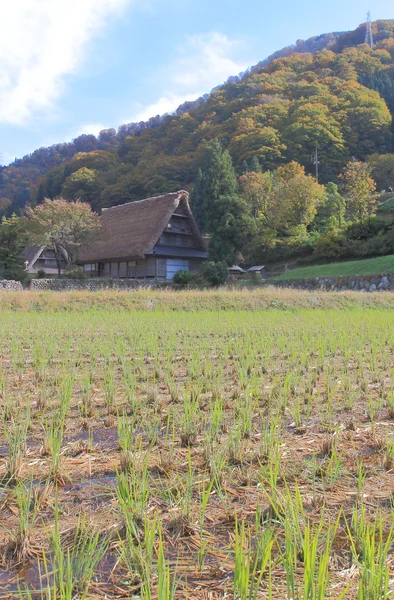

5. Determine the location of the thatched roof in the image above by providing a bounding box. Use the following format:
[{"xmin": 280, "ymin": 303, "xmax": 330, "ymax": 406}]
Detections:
[
  {"xmin": 24, "ymin": 246, "xmax": 44, "ymax": 269},
  {"xmin": 78, "ymin": 190, "xmax": 206, "ymax": 263}
]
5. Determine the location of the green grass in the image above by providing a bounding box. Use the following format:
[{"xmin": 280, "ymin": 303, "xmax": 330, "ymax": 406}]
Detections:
[
  {"xmin": 377, "ymin": 194, "xmax": 394, "ymax": 213},
  {"xmin": 274, "ymin": 254, "xmax": 394, "ymax": 280}
]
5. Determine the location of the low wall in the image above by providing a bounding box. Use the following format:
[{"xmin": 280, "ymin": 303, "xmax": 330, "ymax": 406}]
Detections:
[
  {"xmin": 30, "ymin": 278, "xmax": 162, "ymax": 291},
  {"xmin": 0, "ymin": 280, "xmax": 23, "ymax": 291},
  {"xmin": 266, "ymin": 274, "xmax": 394, "ymax": 292}
]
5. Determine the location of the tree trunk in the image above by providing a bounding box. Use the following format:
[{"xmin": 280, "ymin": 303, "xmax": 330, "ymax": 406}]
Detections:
[{"xmin": 54, "ymin": 245, "xmax": 62, "ymax": 277}]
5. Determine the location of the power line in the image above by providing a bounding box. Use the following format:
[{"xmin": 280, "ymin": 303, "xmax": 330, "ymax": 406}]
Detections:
[{"xmin": 365, "ymin": 11, "xmax": 374, "ymax": 48}]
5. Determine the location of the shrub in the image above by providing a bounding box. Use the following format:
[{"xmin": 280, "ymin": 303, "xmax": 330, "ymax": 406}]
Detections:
[
  {"xmin": 37, "ymin": 269, "xmax": 47, "ymax": 279},
  {"xmin": 62, "ymin": 266, "xmax": 88, "ymax": 280},
  {"xmin": 314, "ymin": 229, "xmax": 348, "ymax": 259},
  {"xmin": 172, "ymin": 270, "xmax": 194, "ymax": 285},
  {"xmin": 200, "ymin": 261, "xmax": 228, "ymax": 286},
  {"xmin": 346, "ymin": 216, "xmax": 390, "ymax": 241}
]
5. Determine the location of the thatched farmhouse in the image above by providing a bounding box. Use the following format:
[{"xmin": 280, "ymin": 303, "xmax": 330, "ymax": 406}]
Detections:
[
  {"xmin": 77, "ymin": 190, "xmax": 207, "ymax": 280},
  {"xmin": 24, "ymin": 246, "xmax": 67, "ymax": 276}
]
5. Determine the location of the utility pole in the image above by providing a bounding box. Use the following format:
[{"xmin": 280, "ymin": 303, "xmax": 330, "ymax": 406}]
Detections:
[
  {"xmin": 311, "ymin": 147, "xmax": 319, "ymax": 184},
  {"xmin": 365, "ymin": 11, "xmax": 374, "ymax": 48}
]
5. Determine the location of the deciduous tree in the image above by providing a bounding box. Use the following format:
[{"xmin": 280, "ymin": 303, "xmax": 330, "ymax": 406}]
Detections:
[
  {"xmin": 339, "ymin": 161, "xmax": 377, "ymax": 221},
  {"xmin": 239, "ymin": 171, "xmax": 273, "ymax": 218},
  {"xmin": 369, "ymin": 153, "xmax": 394, "ymax": 190},
  {"xmin": 25, "ymin": 199, "xmax": 100, "ymax": 275}
]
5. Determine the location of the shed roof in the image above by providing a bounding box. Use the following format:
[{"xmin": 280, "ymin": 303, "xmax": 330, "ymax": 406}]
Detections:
[
  {"xmin": 78, "ymin": 190, "xmax": 205, "ymax": 263},
  {"xmin": 247, "ymin": 265, "xmax": 266, "ymax": 272},
  {"xmin": 229, "ymin": 265, "xmax": 246, "ymax": 273}
]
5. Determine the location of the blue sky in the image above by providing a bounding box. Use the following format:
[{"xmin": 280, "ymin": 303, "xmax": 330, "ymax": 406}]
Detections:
[{"xmin": 1, "ymin": 0, "xmax": 392, "ymax": 164}]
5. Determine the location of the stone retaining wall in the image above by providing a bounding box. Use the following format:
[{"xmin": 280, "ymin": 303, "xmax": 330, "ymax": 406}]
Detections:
[
  {"xmin": 30, "ymin": 278, "xmax": 162, "ymax": 291},
  {"xmin": 0, "ymin": 280, "xmax": 23, "ymax": 291},
  {"xmin": 266, "ymin": 274, "xmax": 394, "ymax": 292}
]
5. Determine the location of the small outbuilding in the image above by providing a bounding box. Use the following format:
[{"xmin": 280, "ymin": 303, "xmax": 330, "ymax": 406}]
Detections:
[{"xmin": 247, "ymin": 265, "xmax": 269, "ymax": 279}]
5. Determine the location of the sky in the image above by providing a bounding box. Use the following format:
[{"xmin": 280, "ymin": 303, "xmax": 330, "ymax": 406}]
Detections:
[{"xmin": 0, "ymin": 0, "xmax": 393, "ymax": 164}]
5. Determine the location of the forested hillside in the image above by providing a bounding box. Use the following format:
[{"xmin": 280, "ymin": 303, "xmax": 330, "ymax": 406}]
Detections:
[{"xmin": 1, "ymin": 19, "xmax": 394, "ymax": 217}]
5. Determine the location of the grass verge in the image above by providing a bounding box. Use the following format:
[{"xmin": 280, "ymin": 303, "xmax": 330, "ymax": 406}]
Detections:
[
  {"xmin": 1, "ymin": 286, "xmax": 394, "ymax": 313},
  {"xmin": 274, "ymin": 254, "xmax": 394, "ymax": 280}
]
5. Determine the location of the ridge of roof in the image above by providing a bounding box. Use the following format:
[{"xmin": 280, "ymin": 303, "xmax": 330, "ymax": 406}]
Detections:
[{"xmin": 101, "ymin": 190, "xmax": 187, "ymax": 212}]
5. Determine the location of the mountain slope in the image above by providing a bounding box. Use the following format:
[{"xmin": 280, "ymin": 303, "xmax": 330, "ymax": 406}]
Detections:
[{"xmin": 1, "ymin": 19, "xmax": 394, "ymax": 214}]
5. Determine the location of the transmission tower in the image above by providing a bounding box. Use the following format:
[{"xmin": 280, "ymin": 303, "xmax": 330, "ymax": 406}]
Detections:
[{"xmin": 365, "ymin": 11, "xmax": 374, "ymax": 48}]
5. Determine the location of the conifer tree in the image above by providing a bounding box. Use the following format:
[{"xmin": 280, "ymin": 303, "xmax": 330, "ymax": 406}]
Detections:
[
  {"xmin": 241, "ymin": 160, "xmax": 249, "ymax": 175},
  {"xmin": 189, "ymin": 168, "xmax": 205, "ymax": 231},
  {"xmin": 204, "ymin": 140, "xmax": 238, "ymax": 229},
  {"xmin": 250, "ymin": 156, "xmax": 262, "ymax": 173},
  {"xmin": 203, "ymin": 140, "xmax": 255, "ymax": 265},
  {"xmin": 204, "ymin": 140, "xmax": 238, "ymax": 207},
  {"xmin": 208, "ymin": 195, "xmax": 256, "ymax": 265},
  {"xmin": 0, "ymin": 215, "xmax": 27, "ymax": 280}
]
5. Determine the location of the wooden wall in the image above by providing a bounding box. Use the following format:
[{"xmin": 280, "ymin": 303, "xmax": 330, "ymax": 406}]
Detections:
[{"xmin": 84, "ymin": 255, "xmax": 205, "ymax": 280}]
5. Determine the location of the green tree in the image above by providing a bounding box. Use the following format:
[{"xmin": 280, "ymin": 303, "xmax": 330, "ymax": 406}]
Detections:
[
  {"xmin": 202, "ymin": 140, "xmax": 255, "ymax": 265},
  {"xmin": 241, "ymin": 160, "xmax": 250, "ymax": 175},
  {"xmin": 250, "ymin": 156, "xmax": 262, "ymax": 173},
  {"xmin": 284, "ymin": 101, "xmax": 345, "ymax": 173},
  {"xmin": 369, "ymin": 153, "xmax": 394, "ymax": 190},
  {"xmin": 239, "ymin": 171, "xmax": 273, "ymax": 218},
  {"xmin": 189, "ymin": 169, "xmax": 205, "ymax": 231},
  {"xmin": 25, "ymin": 198, "xmax": 100, "ymax": 275},
  {"xmin": 0, "ymin": 197, "xmax": 12, "ymax": 216},
  {"xmin": 207, "ymin": 195, "xmax": 257, "ymax": 265},
  {"xmin": 229, "ymin": 124, "xmax": 285, "ymax": 170},
  {"xmin": 271, "ymin": 162, "xmax": 325, "ymax": 231},
  {"xmin": 314, "ymin": 182, "xmax": 346, "ymax": 231},
  {"xmin": 0, "ymin": 215, "xmax": 27, "ymax": 280},
  {"xmin": 200, "ymin": 261, "xmax": 228, "ymax": 286},
  {"xmin": 62, "ymin": 168, "xmax": 100, "ymax": 208},
  {"xmin": 203, "ymin": 140, "xmax": 238, "ymax": 216},
  {"xmin": 339, "ymin": 161, "xmax": 377, "ymax": 221}
]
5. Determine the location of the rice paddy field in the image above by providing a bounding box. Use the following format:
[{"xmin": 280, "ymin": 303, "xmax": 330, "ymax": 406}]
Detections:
[{"xmin": 0, "ymin": 289, "xmax": 394, "ymax": 598}]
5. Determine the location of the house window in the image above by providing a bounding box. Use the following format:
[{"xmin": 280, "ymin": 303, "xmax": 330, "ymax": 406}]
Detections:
[
  {"xmin": 126, "ymin": 261, "xmax": 136, "ymax": 278},
  {"xmin": 119, "ymin": 262, "xmax": 127, "ymax": 278},
  {"xmin": 103, "ymin": 263, "xmax": 110, "ymax": 277},
  {"xmin": 83, "ymin": 264, "xmax": 98, "ymax": 273},
  {"xmin": 166, "ymin": 259, "xmax": 189, "ymax": 280}
]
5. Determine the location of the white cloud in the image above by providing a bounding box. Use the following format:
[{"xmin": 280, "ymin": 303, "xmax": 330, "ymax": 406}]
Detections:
[
  {"xmin": 131, "ymin": 94, "xmax": 198, "ymax": 123},
  {"xmin": 128, "ymin": 32, "xmax": 248, "ymax": 122},
  {"xmin": 0, "ymin": 0, "xmax": 132, "ymax": 125},
  {"xmin": 72, "ymin": 123, "xmax": 109, "ymax": 138}
]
